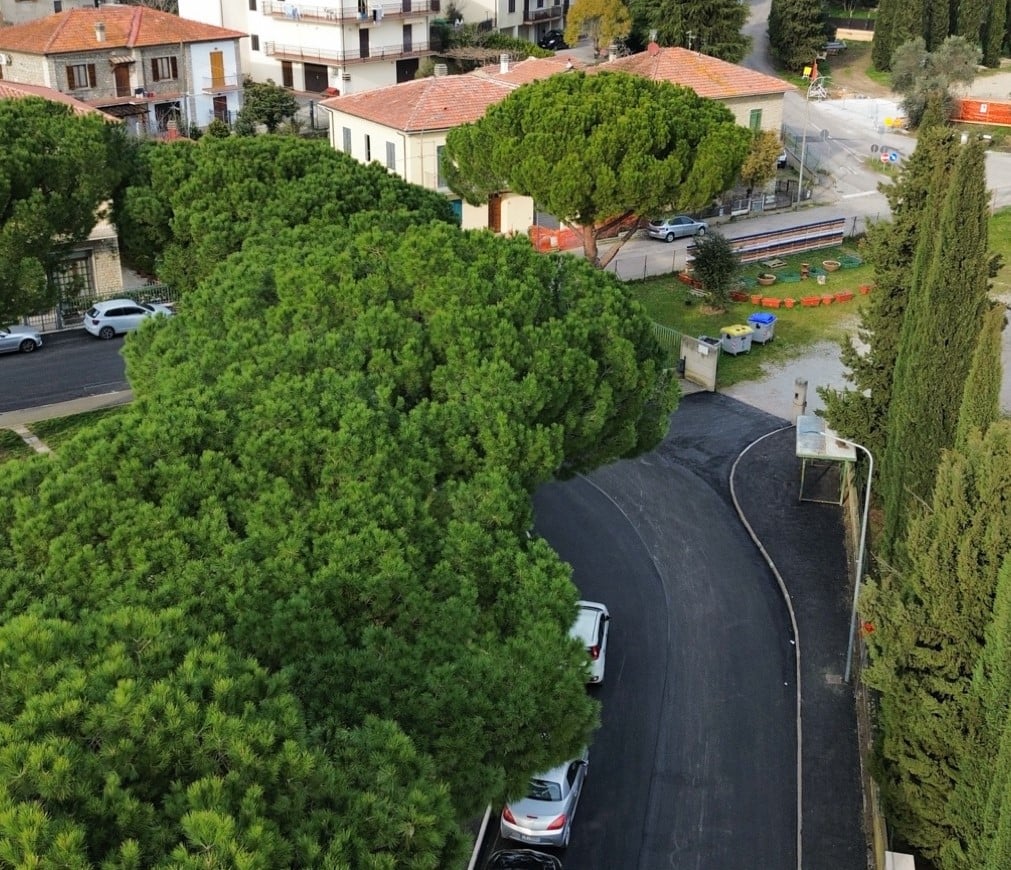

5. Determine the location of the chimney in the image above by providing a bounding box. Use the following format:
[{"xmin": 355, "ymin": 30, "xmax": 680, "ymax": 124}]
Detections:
[
  {"xmin": 95, "ymin": 22, "xmax": 106, "ymax": 43},
  {"xmin": 499, "ymin": 53, "xmax": 509, "ymax": 74},
  {"xmin": 433, "ymin": 63, "xmax": 448, "ymax": 77}
]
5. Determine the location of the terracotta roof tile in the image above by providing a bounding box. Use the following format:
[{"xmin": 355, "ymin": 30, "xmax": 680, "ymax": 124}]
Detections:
[
  {"xmin": 322, "ymin": 74, "xmax": 514, "ymax": 132},
  {"xmin": 475, "ymin": 54, "xmax": 588, "ymax": 86},
  {"xmin": 0, "ymin": 79, "xmax": 118, "ymax": 120},
  {"xmin": 599, "ymin": 44, "xmax": 795, "ymax": 100},
  {"xmin": 323, "ymin": 45, "xmax": 792, "ymax": 133},
  {"xmin": 0, "ymin": 6, "xmax": 245, "ymax": 55}
]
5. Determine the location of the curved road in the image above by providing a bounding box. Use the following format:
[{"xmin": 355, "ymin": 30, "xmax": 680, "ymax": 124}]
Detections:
[{"xmin": 524, "ymin": 399, "xmax": 798, "ymax": 869}]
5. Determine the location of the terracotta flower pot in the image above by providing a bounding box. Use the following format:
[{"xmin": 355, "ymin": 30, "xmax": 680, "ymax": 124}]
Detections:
[
  {"xmin": 756, "ymin": 274, "xmax": 777, "ymax": 286},
  {"xmin": 783, "ymin": 297, "xmax": 796, "ymax": 309},
  {"xmin": 823, "ymin": 260, "xmax": 842, "ymax": 272}
]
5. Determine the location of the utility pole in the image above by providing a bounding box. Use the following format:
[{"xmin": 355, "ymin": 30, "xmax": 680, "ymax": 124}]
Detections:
[{"xmin": 796, "ymin": 74, "xmax": 829, "ymax": 207}]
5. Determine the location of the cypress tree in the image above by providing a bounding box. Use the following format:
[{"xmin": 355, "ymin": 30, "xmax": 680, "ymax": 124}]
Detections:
[
  {"xmin": 768, "ymin": 0, "xmax": 827, "ymax": 70},
  {"xmin": 952, "ymin": 555, "xmax": 1011, "ymax": 867},
  {"xmin": 982, "ymin": 0, "xmax": 1007, "ymax": 66},
  {"xmin": 925, "ymin": 0, "xmax": 952, "ymax": 48},
  {"xmin": 879, "ymin": 138, "xmax": 991, "ymax": 564},
  {"xmin": 819, "ymin": 122, "xmax": 959, "ymax": 461},
  {"xmin": 958, "ymin": 0, "xmax": 989, "ymax": 49},
  {"xmin": 873, "ymin": 0, "xmax": 927, "ymax": 70},
  {"xmin": 863, "ymin": 423, "xmax": 1011, "ymax": 863},
  {"xmin": 954, "ymin": 302, "xmax": 1006, "ymax": 449}
]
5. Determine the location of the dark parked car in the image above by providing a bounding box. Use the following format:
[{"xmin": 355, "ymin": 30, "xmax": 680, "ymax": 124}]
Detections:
[
  {"xmin": 538, "ymin": 30, "xmax": 568, "ymax": 50},
  {"xmin": 488, "ymin": 849, "xmax": 563, "ymax": 869}
]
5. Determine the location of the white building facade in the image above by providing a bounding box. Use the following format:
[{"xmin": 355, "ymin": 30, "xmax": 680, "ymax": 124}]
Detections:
[{"xmin": 180, "ymin": 0, "xmax": 441, "ymax": 95}]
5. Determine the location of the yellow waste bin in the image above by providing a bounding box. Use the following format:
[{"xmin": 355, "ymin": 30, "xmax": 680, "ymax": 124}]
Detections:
[{"xmin": 720, "ymin": 324, "xmax": 754, "ymax": 355}]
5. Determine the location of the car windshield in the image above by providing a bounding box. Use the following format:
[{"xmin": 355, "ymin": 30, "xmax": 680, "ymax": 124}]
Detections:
[{"xmin": 526, "ymin": 778, "xmax": 562, "ymax": 801}]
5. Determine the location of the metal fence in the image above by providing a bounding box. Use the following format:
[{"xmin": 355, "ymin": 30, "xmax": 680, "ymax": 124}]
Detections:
[
  {"xmin": 651, "ymin": 322, "xmax": 683, "ymax": 367},
  {"xmin": 22, "ymin": 284, "xmax": 176, "ymax": 333}
]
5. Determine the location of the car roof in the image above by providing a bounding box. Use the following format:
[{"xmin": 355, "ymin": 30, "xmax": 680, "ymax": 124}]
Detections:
[
  {"xmin": 91, "ymin": 298, "xmax": 144, "ymax": 309},
  {"xmin": 570, "ymin": 600, "xmax": 607, "ymax": 641}
]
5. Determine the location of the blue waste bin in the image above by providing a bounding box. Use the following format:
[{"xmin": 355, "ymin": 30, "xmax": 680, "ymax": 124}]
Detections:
[{"xmin": 747, "ymin": 312, "xmax": 777, "ymax": 344}]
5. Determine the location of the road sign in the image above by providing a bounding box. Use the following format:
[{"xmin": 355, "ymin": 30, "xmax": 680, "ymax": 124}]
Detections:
[
  {"xmin": 880, "ymin": 152, "xmax": 890, "ymax": 163},
  {"xmin": 889, "ymin": 151, "xmax": 900, "ymax": 162}
]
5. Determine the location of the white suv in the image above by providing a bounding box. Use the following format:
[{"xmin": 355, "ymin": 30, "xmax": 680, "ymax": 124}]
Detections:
[
  {"xmin": 570, "ymin": 601, "xmax": 610, "ymax": 684},
  {"xmin": 84, "ymin": 299, "xmax": 174, "ymax": 339}
]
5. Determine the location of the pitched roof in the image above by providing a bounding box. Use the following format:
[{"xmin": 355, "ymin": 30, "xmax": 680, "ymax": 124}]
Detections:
[
  {"xmin": 323, "ymin": 46, "xmax": 791, "ymax": 133},
  {"xmin": 0, "ymin": 80, "xmax": 118, "ymax": 120},
  {"xmin": 0, "ymin": 6, "xmax": 245, "ymax": 55},
  {"xmin": 322, "ymin": 56, "xmax": 586, "ymax": 132},
  {"xmin": 322, "ymin": 74, "xmax": 514, "ymax": 132},
  {"xmin": 475, "ymin": 54, "xmax": 588, "ymax": 86},
  {"xmin": 599, "ymin": 43, "xmax": 795, "ymax": 99}
]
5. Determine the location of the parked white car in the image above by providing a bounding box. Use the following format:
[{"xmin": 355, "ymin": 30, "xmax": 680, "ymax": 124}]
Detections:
[
  {"xmin": 83, "ymin": 299, "xmax": 174, "ymax": 340},
  {"xmin": 570, "ymin": 600, "xmax": 610, "ymax": 684}
]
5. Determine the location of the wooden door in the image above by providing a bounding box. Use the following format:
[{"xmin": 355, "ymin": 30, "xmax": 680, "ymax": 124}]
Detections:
[
  {"xmin": 359, "ymin": 28, "xmax": 370, "ymax": 59},
  {"xmin": 210, "ymin": 51, "xmax": 225, "ymax": 88},
  {"xmin": 114, "ymin": 64, "xmax": 131, "ymax": 97},
  {"xmin": 488, "ymin": 193, "xmax": 502, "ymax": 233}
]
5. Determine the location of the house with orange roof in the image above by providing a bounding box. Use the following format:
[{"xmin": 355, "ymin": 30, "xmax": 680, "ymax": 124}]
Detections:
[
  {"xmin": 322, "ymin": 48, "xmax": 793, "ymax": 233},
  {"xmin": 598, "ymin": 43, "xmax": 794, "ymax": 133},
  {"xmin": 0, "ymin": 82, "xmax": 127, "ymax": 314},
  {"xmin": 0, "ymin": 5, "xmax": 245, "ymax": 136},
  {"xmin": 321, "ymin": 54, "xmax": 582, "ymax": 230}
]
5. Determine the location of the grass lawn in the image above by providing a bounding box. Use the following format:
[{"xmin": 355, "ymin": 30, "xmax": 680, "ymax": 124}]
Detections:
[
  {"xmin": 0, "ymin": 429, "xmax": 34, "ymax": 465},
  {"xmin": 629, "ymin": 244, "xmax": 874, "ymax": 387},
  {"xmin": 29, "ymin": 406, "xmax": 126, "ymax": 451}
]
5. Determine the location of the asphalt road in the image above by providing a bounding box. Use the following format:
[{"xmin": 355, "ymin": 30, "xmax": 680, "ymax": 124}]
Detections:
[
  {"xmin": 482, "ymin": 404, "xmax": 798, "ymax": 869},
  {"xmin": 0, "ymin": 331, "xmax": 127, "ymax": 412}
]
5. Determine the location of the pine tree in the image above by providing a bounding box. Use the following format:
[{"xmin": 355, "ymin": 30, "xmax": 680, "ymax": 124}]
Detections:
[
  {"xmin": 879, "ymin": 138, "xmax": 991, "ymax": 564},
  {"xmin": 863, "ymin": 423, "xmax": 1011, "ymax": 863},
  {"xmin": 819, "ymin": 123, "xmax": 959, "ymax": 461},
  {"xmin": 954, "ymin": 302, "xmax": 1006, "ymax": 449}
]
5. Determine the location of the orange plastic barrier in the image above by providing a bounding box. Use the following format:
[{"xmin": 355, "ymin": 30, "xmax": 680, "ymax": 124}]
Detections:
[{"xmin": 952, "ymin": 98, "xmax": 1011, "ymax": 126}]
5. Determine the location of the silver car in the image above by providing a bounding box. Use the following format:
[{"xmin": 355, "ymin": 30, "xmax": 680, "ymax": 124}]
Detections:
[
  {"xmin": 646, "ymin": 215, "xmax": 708, "ymax": 242},
  {"xmin": 500, "ymin": 750, "xmax": 589, "ymax": 847},
  {"xmin": 0, "ymin": 324, "xmax": 43, "ymax": 354}
]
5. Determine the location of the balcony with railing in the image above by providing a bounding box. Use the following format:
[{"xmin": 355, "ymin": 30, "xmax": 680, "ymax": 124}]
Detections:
[
  {"xmin": 262, "ymin": 0, "xmax": 440, "ymax": 23},
  {"xmin": 201, "ymin": 73, "xmax": 243, "ymax": 93},
  {"xmin": 522, "ymin": 2, "xmax": 562, "ymax": 23},
  {"xmin": 264, "ymin": 40, "xmax": 434, "ymax": 65}
]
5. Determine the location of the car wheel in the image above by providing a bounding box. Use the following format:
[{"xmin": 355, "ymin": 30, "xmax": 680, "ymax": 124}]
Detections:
[
  {"xmin": 18, "ymin": 338, "xmax": 38, "ymax": 353},
  {"xmin": 665, "ymin": 232, "xmax": 675, "ymax": 243},
  {"xmin": 697, "ymin": 227, "xmax": 707, "ymax": 236},
  {"xmin": 98, "ymin": 326, "xmax": 116, "ymax": 340}
]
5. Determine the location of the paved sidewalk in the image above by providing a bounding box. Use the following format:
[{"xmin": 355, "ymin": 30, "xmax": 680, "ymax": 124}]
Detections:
[{"xmin": 0, "ymin": 390, "xmax": 133, "ymax": 429}]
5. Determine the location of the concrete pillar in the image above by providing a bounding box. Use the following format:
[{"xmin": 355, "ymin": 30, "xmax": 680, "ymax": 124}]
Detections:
[{"xmin": 792, "ymin": 378, "xmax": 808, "ymax": 424}]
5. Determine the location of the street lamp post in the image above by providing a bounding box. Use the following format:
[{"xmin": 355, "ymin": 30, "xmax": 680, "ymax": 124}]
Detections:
[
  {"xmin": 836, "ymin": 436, "xmax": 873, "ymax": 683},
  {"xmin": 796, "ymin": 74, "xmax": 828, "ymax": 207}
]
